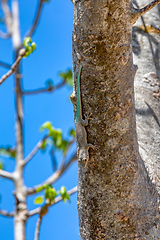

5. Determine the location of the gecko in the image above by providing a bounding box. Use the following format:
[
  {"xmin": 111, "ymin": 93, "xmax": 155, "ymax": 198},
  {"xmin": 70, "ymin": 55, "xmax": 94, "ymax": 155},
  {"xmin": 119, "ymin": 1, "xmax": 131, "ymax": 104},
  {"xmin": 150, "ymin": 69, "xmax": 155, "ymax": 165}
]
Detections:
[{"xmin": 73, "ymin": 65, "xmax": 94, "ymax": 163}]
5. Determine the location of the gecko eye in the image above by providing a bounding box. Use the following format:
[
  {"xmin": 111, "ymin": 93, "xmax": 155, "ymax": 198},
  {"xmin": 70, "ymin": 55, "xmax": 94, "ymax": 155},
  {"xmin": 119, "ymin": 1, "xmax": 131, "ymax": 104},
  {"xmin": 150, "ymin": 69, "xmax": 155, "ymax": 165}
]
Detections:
[
  {"xmin": 79, "ymin": 149, "xmax": 89, "ymax": 162},
  {"xmin": 80, "ymin": 157, "xmax": 85, "ymax": 161}
]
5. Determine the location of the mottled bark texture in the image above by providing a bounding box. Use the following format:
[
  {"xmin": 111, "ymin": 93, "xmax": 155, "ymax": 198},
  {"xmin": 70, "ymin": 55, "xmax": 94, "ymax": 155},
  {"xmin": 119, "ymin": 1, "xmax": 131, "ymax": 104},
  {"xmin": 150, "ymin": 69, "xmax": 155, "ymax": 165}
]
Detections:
[{"xmin": 72, "ymin": 0, "xmax": 160, "ymax": 239}]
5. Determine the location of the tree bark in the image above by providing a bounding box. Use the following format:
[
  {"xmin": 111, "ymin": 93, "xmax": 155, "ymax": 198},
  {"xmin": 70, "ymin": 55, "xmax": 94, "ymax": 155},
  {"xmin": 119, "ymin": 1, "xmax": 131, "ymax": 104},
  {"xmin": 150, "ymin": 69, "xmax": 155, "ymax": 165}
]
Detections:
[
  {"xmin": 12, "ymin": 1, "xmax": 27, "ymax": 239},
  {"xmin": 73, "ymin": 0, "xmax": 160, "ymax": 239}
]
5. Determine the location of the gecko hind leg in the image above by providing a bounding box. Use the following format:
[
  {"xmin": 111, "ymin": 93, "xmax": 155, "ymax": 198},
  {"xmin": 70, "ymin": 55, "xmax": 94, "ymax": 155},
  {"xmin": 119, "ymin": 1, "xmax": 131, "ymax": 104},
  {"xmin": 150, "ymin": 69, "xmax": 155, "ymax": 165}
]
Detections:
[
  {"xmin": 83, "ymin": 143, "xmax": 95, "ymax": 168},
  {"xmin": 87, "ymin": 143, "xmax": 95, "ymax": 150}
]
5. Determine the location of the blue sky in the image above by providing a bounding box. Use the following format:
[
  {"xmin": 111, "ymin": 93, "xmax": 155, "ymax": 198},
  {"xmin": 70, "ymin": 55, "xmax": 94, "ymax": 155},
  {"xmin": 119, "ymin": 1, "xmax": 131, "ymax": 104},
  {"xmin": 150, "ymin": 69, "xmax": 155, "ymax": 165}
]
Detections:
[{"xmin": 0, "ymin": 0, "xmax": 79, "ymax": 239}]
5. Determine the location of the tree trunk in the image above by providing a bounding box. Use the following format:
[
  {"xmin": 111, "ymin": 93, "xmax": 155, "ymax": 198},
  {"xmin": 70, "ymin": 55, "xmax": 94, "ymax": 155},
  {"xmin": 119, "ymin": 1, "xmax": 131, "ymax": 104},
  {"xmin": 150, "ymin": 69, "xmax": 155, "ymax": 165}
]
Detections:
[{"xmin": 72, "ymin": 0, "xmax": 160, "ymax": 239}]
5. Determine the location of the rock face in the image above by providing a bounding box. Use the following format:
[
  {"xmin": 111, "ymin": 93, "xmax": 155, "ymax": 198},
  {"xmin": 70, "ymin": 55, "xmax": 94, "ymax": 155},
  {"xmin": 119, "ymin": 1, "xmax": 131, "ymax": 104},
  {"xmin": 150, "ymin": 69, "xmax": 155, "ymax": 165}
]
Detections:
[{"xmin": 133, "ymin": 0, "xmax": 160, "ymax": 194}]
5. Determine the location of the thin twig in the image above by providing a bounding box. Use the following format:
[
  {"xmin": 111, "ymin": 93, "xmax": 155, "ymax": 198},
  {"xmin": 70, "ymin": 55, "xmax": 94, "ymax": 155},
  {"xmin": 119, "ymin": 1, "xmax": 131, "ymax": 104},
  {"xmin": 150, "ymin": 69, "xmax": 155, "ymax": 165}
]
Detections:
[
  {"xmin": 0, "ymin": 169, "xmax": 14, "ymax": 180},
  {"xmin": 23, "ymin": 135, "xmax": 49, "ymax": 165},
  {"xmin": 50, "ymin": 148, "xmax": 57, "ymax": 172},
  {"xmin": 151, "ymin": 23, "xmax": 160, "ymax": 34},
  {"xmin": 24, "ymin": 0, "xmax": 44, "ymax": 38},
  {"xmin": 0, "ymin": 209, "xmax": 14, "ymax": 217},
  {"xmin": 0, "ymin": 48, "xmax": 26, "ymax": 85},
  {"xmin": 27, "ymin": 170, "xmax": 62, "ymax": 196},
  {"xmin": 34, "ymin": 203, "xmax": 50, "ymax": 240},
  {"xmin": 0, "ymin": 61, "xmax": 11, "ymax": 69},
  {"xmin": 0, "ymin": 30, "xmax": 11, "ymax": 39},
  {"xmin": 34, "ymin": 216, "xmax": 42, "ymax": 240},
  {"xmin": 131, "ymin": 0, "xmax": 160, "ymax": 24},
  {"xmin": 62, "ymin": 151, "xmax": 77, "ymax": 172},
  {"xmin": 60, "ymin": 139, "xmax": 75, "ymax": 170},
  {"xmin": 28, "ymin": 186, "xmax": 78, "ymax": 217},
  {"xmin": 22, "ymin": 81, "xmax": 66, "ymax": 95},
  {"xmin": 54, "ymin": 186, "xmax": 78, "ymax": 204},
  {"xmin": 26, "ymin": 151, "xmax": 77, "ymax": 196}
]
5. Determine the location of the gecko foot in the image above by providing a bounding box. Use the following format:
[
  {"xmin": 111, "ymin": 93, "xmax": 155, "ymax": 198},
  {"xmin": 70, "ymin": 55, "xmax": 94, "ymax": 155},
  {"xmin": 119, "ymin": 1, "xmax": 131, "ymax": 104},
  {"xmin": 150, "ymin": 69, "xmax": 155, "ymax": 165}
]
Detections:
[
  {"xmin": 81, "ymin": 112, "xmax": 92, "ymax": 126},
  {"xmin": 84, "ymin": 112, "xmax": 92, "ymax": 120}
]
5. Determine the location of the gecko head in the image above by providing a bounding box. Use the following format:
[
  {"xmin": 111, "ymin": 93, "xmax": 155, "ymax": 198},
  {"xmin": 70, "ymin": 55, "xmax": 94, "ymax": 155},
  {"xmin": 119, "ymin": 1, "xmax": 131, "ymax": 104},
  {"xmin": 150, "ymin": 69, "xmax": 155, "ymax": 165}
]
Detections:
[{"xmin": 79, "ymin": 148, "xmax": 89, "ymax": 162}]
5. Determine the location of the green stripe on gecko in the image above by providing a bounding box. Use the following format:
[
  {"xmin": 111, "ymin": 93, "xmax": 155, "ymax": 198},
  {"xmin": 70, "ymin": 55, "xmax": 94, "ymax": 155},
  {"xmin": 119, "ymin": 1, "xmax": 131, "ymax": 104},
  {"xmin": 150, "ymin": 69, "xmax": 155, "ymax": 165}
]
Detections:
[{"xmin": 76, "ymin": 65, "xmax": 82, "ymax": 123}]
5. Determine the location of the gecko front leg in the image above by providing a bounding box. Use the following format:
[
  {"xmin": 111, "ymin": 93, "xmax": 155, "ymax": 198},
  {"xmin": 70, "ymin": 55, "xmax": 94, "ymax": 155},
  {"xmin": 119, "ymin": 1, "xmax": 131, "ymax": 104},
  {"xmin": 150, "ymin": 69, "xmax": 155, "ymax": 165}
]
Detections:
[{"xmin": 81, "ymin": 113, "xmax": 91, "ymax": 126}]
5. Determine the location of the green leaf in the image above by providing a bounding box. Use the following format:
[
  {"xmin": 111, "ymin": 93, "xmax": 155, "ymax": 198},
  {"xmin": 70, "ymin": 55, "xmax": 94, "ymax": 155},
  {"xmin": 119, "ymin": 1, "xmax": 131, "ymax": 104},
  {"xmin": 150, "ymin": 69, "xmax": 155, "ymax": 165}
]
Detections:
[
  {"xmin": 0, "ymin": 161, "xmax": 3, "ymax": 170},
  {"xmin": 24, "ymin": 51, "xmax": 30, "ymax": 57},
  {"xmin": 34, "ymin": 196, "xmax": 44, "ymax": 204},
  {"xmin": 59, "ymin": 72, "xmax": 66, "ymax": 79},
  {"xmin": 59, "ymin": 186, "xmax": 70, "ymax": 203},
  {"xmin": 45, "ymin": 186, "xmax": 57, "ymax": 202},
  {"xmin": 60, "ymin": 186, "xmax": 66, "ymax": 195},
  {"xmin": 36, "ymin": 184, "xmax": 48, "ymax": 193},
  {"xmin": 50, "ymin": 129, "xmax": 62, "ymax": 147},
  {"xmin": 23, "ymin": 37, "xmax": 36, "ymax": 57},
  {"xmin": 0, "ymin": 146, "xmax": 16, "ymax": 159},
  {"xmin": 25, "ymin": 45, "xmax": 31, "ymax": 52},
  {"xmin": 31, "ymin": 42, "xmax": 36, "ymax": 52},
  {"xmin": 9, "ymin": 150, "xmax": 16, "ymax": 158},
  {"xmin": 41, "ymin": 139, "xmax": 47, "ymax": 151},
  {"xmin": 40, "ymin": 121, "xmax": 52, "ymax": 132},
  {"xmin": 69, "ymin": 129, "xmax": 76, "ymax": 138},
  {"xmin": 60, "ymin": 140, "xmax": 68, "ymax": 153},
  {"xmin": 59, "ymin": 69, "xmax": 73, "ymax": 86},
  {"xmin": 23, "ymin": 37, "xmax": 31, "ymax": 48},
  {"xmin": 40, "ymin": 122, "xmax": 62, "ymax": 146},
  {"xmin": 40, "ymin": 122, "xmax": 70, "ymax": 152}
]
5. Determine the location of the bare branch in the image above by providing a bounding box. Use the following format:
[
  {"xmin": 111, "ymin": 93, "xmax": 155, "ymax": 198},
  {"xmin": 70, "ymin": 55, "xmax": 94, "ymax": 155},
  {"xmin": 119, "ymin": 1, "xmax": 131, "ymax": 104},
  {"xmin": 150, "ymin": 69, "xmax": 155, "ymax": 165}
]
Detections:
[
  {"xmin": 151, "ymin": 23, "xmax": 160, "ymax": 34},
  {"xmin": 131, "ymin": 0, "xmax": 160, "ymax": 24},
  {"xmin": 50, "ymin": 148, "xmax": 57, "ymax": 172},
  {"xmin": 22, "ymin": 81, "xmax": 66, "ymax": 96},
  {"xmin": 0, "ymin": 48, "xmax": 26, "ymax": 85},
  {"xmin": 0, "ymin": 30, "xmax": 11, "ymax": 39},
  {"xmin": 26, "ymin": 151, "xmax": 77, "ymax": 196},
  {"xmin": 27, "ymin": 208, "xmax": 40, "ymax": 217},
  {"xmin": 0, "ymin": 169, "xmax": 14, "ymax": 180},
  {"xmin": 60, "ymin": 139, "xmax": 75, "ymax": 170},
  {"xmin": 23, "ymin": 135, "xmax": 48, "ymax": 165},
  {"xmin": 34, "ymin": 203, "xmax": 50, "ymax": 240},
  {"xmin": 28, "ymin": 186, "xmax": 78, "ymax": 217},
  {"xmin": 62, "ymin": 151, "xmax": 77, "ymax": 172},
  {"xmin": 34, "ymin": 216, "xmax": 42, "ymax": 240},
  {"xmin": 24, "ymin": 0, "xmax": 44, "ymax": 38},
  {"xmin": 0, "ymin": 209, "xmax": 14, "ymax": 217},
  {"xmin": 12, "ymin": 2, "xmax": 27, "ymax": 238},
  {"xmin": 1, "ymin": 0, "xmax": 12, "ymax": 37},
  {"xmin": 54, "ymin": 186, "xmax": 78, "ymax": 204},
  {"xmin": 0, "ymin": 61, "xmax": 11, "ymax": 69},
  {"xmin": 27, "ymin": 170, "xmax": 62, "ymax": 196}
]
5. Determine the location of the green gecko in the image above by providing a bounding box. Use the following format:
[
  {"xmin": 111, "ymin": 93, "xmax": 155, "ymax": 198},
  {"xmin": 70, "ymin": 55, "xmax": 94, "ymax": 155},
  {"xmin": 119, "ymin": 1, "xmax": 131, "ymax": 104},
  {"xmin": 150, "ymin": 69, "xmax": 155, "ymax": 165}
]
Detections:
[{"xmin": 73, "ymin": 65, "xmax": 94, "ymax": 163}]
